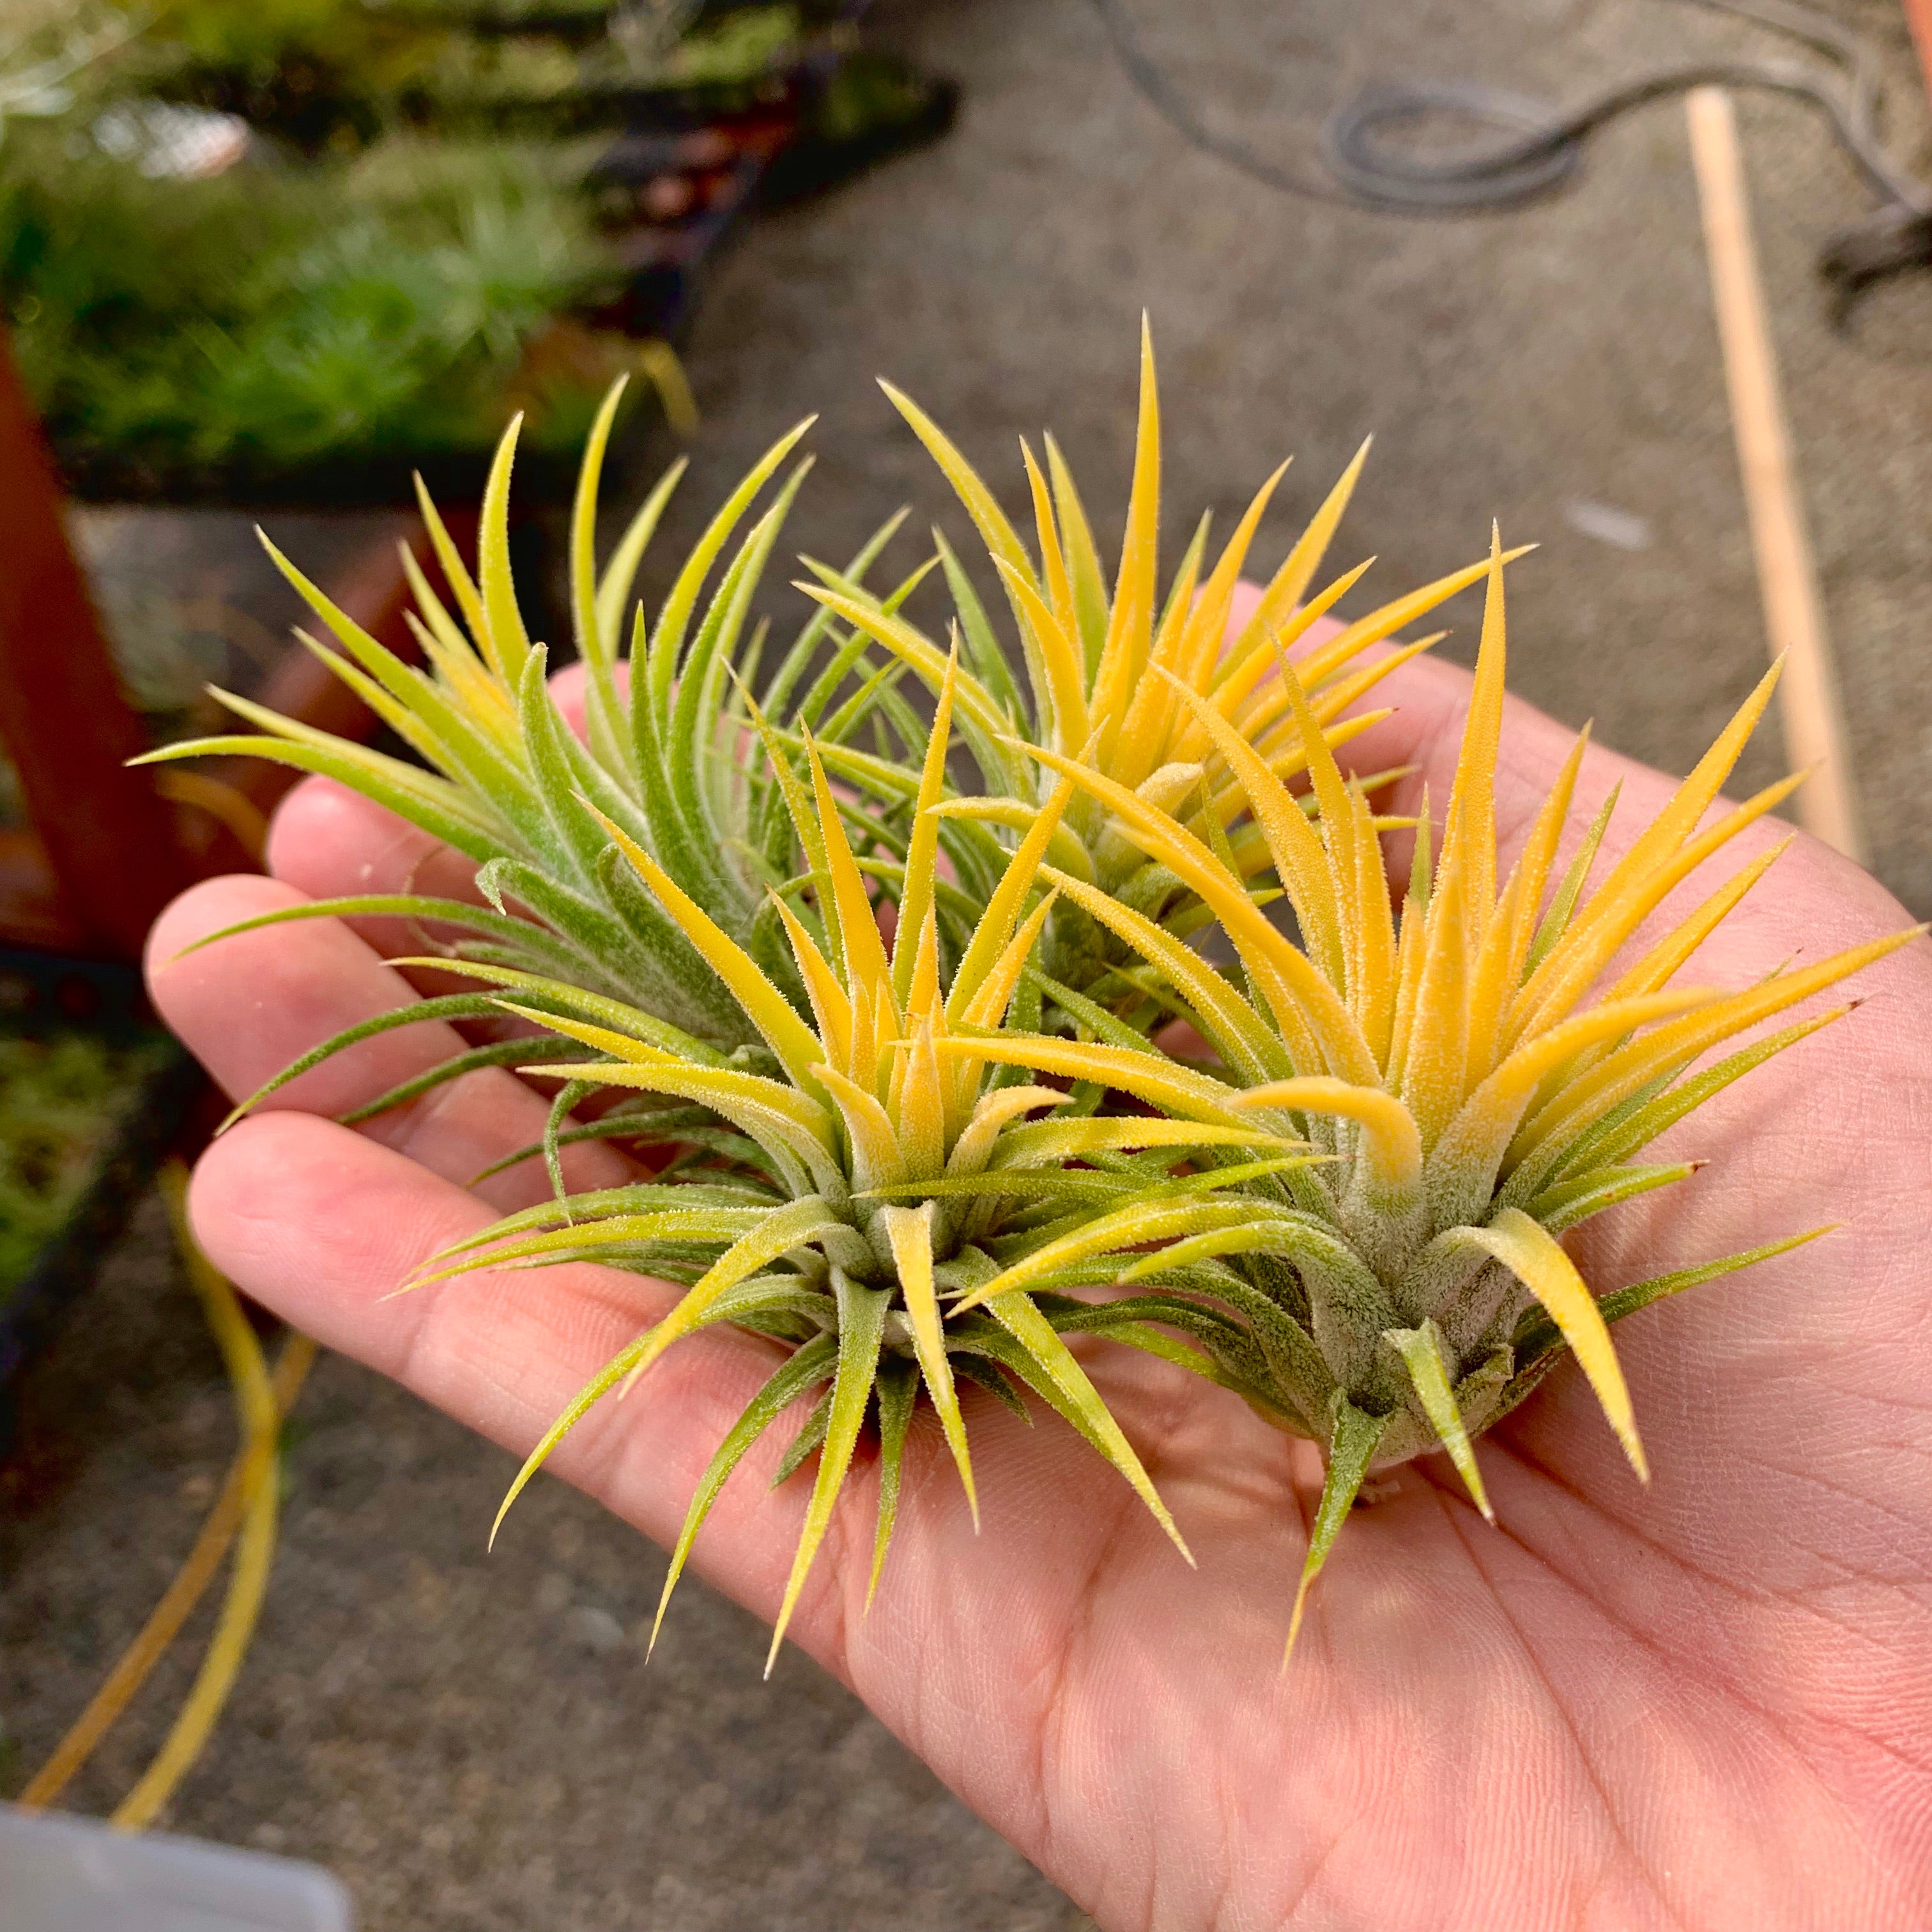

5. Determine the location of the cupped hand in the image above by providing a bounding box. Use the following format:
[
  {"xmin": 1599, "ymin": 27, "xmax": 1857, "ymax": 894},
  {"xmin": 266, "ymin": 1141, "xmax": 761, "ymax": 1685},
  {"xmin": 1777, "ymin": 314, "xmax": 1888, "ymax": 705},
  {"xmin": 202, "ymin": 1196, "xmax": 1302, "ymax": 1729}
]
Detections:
[{"xmin": 146, "ymin": 619, "xmax": 1932, "ymax": 1931}]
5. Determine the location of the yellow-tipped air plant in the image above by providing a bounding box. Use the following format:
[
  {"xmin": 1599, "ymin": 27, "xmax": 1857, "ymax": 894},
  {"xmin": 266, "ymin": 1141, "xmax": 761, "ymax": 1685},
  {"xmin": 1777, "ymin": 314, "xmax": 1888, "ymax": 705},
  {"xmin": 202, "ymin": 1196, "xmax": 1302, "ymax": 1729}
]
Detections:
[
  {"xmin": 796, "ymin": 321, "xmax": 1522, "ymax": 1014},
  {"xmin": 408, "ymin": 658, "xmax": 1330, "ymax": 1670},
  {"xmin": 938, "ymin": 534, "xmax": 1919, "ymax": 1655}
]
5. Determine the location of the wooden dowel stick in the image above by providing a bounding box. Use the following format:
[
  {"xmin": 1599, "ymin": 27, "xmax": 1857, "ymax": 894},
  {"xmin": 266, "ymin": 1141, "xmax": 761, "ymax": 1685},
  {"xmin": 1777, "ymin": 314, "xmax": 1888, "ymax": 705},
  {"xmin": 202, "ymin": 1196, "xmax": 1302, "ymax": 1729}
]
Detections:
[{"xmin": 1685, "ymin": 87, "xmax": 1866, "ymax": 864}]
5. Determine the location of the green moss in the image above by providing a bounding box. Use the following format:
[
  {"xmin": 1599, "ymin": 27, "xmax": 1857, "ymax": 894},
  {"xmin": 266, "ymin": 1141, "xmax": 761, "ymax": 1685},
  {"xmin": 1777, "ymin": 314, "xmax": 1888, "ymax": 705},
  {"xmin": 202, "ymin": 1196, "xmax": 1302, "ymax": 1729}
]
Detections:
[{"xmin": 0, "ymin": 1033, "xmax": 164, "ymax": 1305}]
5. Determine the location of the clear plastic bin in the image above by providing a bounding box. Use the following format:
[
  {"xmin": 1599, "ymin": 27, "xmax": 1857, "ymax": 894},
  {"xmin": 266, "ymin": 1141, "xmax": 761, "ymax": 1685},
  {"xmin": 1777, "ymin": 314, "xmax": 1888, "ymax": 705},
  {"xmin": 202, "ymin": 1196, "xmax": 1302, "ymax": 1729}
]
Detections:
[{"xmin": 0, "ymin": 1805, "xmax": 353, "ymax": 1931}]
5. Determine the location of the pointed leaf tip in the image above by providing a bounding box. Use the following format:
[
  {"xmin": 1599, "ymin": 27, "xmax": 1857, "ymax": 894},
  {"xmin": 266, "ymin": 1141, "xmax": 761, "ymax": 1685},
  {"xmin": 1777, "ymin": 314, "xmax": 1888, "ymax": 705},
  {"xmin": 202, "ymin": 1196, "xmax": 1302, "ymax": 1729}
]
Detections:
[{"xmin": 1283, "ymin": 1397, "xmax": 1390, "ymax": 1667}]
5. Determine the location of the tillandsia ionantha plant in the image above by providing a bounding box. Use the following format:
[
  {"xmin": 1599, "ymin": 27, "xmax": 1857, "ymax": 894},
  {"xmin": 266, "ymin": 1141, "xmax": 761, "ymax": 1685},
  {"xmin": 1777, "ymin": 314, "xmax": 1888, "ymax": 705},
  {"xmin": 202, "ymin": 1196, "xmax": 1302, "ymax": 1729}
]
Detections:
[
  {"xmin": 397, "ymin": 661, "xmax": 1331, "ymax": 1669},
  {"xmin": 139, "ymin": 379, "xmax": 946, "ymax": 1087},
  {"xmin": 797, "ymin": 320, "xmax": 1520, "ymax": 1011},
  {"xmin": 938, "ymin": 535, "xmax": 1919, "ymax": 1652}
]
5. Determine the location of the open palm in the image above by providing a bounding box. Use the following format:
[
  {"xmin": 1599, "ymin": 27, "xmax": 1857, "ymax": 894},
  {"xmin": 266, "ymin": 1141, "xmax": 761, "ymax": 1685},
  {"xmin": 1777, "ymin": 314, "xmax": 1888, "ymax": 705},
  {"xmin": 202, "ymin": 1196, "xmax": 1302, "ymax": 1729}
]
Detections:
[{"xmin": 148, "ymin": 616, "xmax": 1931, "ymax": 1932}]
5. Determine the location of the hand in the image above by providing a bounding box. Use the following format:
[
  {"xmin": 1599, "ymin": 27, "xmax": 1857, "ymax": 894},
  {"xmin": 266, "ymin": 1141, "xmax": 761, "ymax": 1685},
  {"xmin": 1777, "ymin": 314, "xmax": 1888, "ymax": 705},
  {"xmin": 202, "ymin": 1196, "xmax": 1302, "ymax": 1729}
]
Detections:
[{"xmin": 147, "ymin": 613, "xmax": 1932, "ymax": 1932}]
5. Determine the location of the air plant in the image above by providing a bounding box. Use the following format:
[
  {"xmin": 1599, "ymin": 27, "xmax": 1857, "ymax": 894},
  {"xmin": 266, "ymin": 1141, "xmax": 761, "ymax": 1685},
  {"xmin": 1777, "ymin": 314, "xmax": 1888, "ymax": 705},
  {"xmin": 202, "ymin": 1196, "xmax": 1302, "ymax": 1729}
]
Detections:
[
  {"xmin": 937, "ymin": 536, "xmax": 1917, "ymax": 1652},
  {"xmin": 141, "ymin": 383, "xmax": 935, "ymax": 1086},
  {"xmin": 799, "ymin": 323, "xmax": 1515, "ymax": 1013},
  {"xmin": 318, "ymin": 659, "xmax": 1324, "ymax": 1669},
  {"xmin": 142, "ymin": 364, "xmax": 1915, "ymax": 1667}
]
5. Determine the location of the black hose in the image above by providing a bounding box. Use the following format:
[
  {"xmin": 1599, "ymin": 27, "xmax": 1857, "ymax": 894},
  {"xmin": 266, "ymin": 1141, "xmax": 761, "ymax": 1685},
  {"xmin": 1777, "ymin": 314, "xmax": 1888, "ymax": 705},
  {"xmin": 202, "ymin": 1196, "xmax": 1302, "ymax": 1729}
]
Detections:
[{"xmin": 1088, "ymin": 0, "xmax": 1932, "ymax": 303}]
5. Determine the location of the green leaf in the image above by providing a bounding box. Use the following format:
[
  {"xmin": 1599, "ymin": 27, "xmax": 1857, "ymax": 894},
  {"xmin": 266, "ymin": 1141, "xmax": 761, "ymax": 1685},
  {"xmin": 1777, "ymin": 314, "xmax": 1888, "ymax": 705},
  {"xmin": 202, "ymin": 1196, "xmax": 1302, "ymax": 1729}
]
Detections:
[
  {"xmin": 868, "ymin": 1357, "xmax": 921, "ymax": 1606},
  {"xmin": 217, "ymin": 993, "xmax": 509, "ymax": 1131},
  {"xmin": 1522, "ymin": 783, "xmax": 1619, "ymax": 978},
  {"xmin": 1285, "ymin": 1396, "xmax": 1392, "ymax": 1664},
  {"xmin": 393, "ymin": 957, "xmax": 727, "ymax": 1065},
  {"xmin": 956, "ymin": 1197, "xmax": 1294, "ymax": 1315},
  {"xmin": 571, "ymin": 378, "xmax": 627, "ymax": 670},
  {"xmin": 643, "ymin": 419, "xmax": 815, "ymax": 739},
  {"xmin": 771, "ymin": 1388, "xmax": 834, "ymax": 1486},
  {"xmin": 953, "ymin": 1354, "xmax": 1031, "ymax": 1420},
  {"xmin": 767, "ymin": 1268, "xmax": 892, "ymax": 1673},
  {"xmin": 539, "ymin": 1078, "xmax": 596, "ymax": 1211},
  {"xmin": 595, "ymin": 456, "xmax": 687, "ymax": 666},
  {"xmin": 612, "ymin": 1195, "xmax": 852, "ymax": 1392},
  {"xmin": 410, "ymin": 1207, "xmax": 769, "ymax": 1285},
  {"xmin": 668, "ymin": 464, "xmax": 812, "ymax": 882},
  {"xmin": 933, "ymin": 525, "xmax": 1025, "ymax": 725},
  {"xmin": 135, "ymin": 714, "xmax": 498, "ymax": 865},
  {"xmin": 1043, "ymin": 431, "xmax": 1111, "ymax": 677},
  {"xmin": 1525, "ymin": 1162, "xmax": 1699, "ymax": 1236},
  {"xmin": 479, "ymin": 415, "xmax": 534, "ymax": 686},
  {"xmin": 984, "ymin": 1289, "xmax": 1189, "ymax": 1561},
  {"xmin": 1163, "ymin": 1273, "xmax": 1332, "ymax": 1434},
  {"xmin": 170, "ymin": 894, "xmax": 599, "ymax": 984},
  {"xmin": 490, "ymin": 1327, "xmax": 658, "ymax": 1547},
  {"xmin": 649, "ymin": 1335, "xmax": 837, "ymax": 1654},
  {"xmin": 433, "ymin": 1182, "xmax": 769, "ymax": 1255},
  {"xmin": 337, "ymin": 1034, "xmax": 581, "ymax": 1127},
  {"xmin": 262, "ymin": 535, "xmax": 535, "ymax": 824},
  {"xmin": 1548, "ymin": 1009, "xmax": 1848, "ymax": 1188},
  {"xmin": 1383, "ymin": 1320, "xmax": 1492, "ymax": 1520},
  {"xmin": 1511, "ymin": 1225, "xmax": 1832, "ymax": 1369}
]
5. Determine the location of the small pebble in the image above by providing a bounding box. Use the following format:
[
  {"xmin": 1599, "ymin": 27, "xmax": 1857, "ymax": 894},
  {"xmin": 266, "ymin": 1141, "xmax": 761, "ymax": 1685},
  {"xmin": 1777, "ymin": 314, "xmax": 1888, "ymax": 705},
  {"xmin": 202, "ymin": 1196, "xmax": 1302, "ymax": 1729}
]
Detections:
[
  {"xmin": 1562, "ymin": 498, "xmax": 1654, "ymax": 552},
  {"xmin": 563, "ymin": 1604, "xmax": 625, "ymax": 1655}
]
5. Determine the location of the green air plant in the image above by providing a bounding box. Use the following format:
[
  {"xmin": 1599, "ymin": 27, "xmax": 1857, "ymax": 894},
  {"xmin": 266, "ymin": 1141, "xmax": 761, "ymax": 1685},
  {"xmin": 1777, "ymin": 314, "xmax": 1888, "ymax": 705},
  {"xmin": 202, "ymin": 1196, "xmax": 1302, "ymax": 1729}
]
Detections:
[
  {"xmin": 937, "ymin": 536, "xmax": 1917, "ymax": 1653},
  {"xmin": 308, "ymin": 659, "xmax": 1326, "ymax": 1669},
  {"xmin": 141, "ymin": 393, "xmax": 1324, "ymax": 1664},
  {"xmin": 798, "ymin": 322, "xmax": 1518, "ymax": 1009},
  {"xmin": 141, "ymin": 382, "xmax": 948, "ymax": 1094},
  {"xmin": 143, "ymin": 378, "xmax": 1251, "ymax": 1128}
]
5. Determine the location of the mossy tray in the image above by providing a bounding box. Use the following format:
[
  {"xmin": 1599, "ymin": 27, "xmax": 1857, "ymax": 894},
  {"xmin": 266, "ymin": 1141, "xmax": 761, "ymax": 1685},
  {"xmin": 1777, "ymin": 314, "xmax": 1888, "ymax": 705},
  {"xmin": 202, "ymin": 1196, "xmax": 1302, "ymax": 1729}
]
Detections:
[{"xmin": 0, "ymin": 1000, "xmax": 205, "ymax": 1450}]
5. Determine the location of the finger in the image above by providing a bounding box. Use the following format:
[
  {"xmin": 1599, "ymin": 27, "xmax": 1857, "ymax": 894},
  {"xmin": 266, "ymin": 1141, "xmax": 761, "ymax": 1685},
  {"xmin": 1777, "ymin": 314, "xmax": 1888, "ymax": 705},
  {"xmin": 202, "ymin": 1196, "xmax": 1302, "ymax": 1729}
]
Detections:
[
  {"xmin": 147, "ymin": 874, "xmax": 635, "ymax": 1209},
  {"xmin": 266, "ymin": 776, "xmax": 483, "ymax": 910}
]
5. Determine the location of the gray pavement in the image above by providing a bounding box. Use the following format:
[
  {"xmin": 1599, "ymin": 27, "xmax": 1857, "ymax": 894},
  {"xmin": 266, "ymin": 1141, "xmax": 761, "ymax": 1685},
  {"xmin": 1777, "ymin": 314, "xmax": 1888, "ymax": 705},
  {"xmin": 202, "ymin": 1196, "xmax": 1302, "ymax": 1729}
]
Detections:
[{"xmin": 5, "ymin": 0, "xmax": 1929, "ymax": 1926}]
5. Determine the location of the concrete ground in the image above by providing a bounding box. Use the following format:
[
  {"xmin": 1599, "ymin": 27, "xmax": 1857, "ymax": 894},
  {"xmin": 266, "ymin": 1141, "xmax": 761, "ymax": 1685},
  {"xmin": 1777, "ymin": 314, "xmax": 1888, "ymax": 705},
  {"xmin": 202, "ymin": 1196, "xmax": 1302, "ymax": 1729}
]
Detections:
[{"xmin": 5, "ymin": 1, "xmax": 1929, "ymax": 1926}]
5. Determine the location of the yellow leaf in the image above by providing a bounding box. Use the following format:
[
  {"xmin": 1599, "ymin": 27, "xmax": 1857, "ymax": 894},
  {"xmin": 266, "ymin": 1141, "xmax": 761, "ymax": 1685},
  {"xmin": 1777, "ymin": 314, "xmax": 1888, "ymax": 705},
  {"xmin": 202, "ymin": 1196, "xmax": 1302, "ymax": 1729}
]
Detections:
[
  {"xmin": 893, "ymin": 647, "xmax": 959, "ymax": 1008},
  {"xmin": 806, "ymin": 737, "xmax": 894, "ymax": 1018},
  {"xmin": 881, "ymin": 1203, "xmax": 977, "ymax": 1524},
  {"xmin": 1464, "ymin": 1208, "xmax": 1646, "ymax": 1481},
  {"xmin": 1231, "ymin": 1077, "xmax": 1422, "ymax": 1197},
  {"xmin": 1087, "ymin": 318, "xmax": 1162, "ymax": 767}
]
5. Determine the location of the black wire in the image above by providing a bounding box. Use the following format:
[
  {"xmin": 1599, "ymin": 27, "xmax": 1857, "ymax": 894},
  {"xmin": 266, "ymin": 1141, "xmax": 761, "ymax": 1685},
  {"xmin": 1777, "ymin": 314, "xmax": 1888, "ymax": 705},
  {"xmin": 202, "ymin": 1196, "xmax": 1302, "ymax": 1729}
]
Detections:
[{"xmin": 1087, "ymin": 0, "xmax": 1932, "ymax": 301}]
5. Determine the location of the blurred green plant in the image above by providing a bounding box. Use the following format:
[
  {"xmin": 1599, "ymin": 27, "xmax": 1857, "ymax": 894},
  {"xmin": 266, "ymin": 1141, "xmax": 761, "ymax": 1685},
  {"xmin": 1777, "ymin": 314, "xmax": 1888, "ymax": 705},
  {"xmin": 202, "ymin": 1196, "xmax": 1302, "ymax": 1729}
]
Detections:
[
  {"xmin": 0, "ymin": 128, "xmax": 625, "ymax": 486},
  {"xmin": 0, "ymin": 1033, "xmax": 164, "ymax": 1300},
  {"xmin": 107, "ymin": 0, "xmax": 816, "ymax": 146},
  {"xmin": 114, "ymin": 0, "xmax": 450, "ymax": 97}
]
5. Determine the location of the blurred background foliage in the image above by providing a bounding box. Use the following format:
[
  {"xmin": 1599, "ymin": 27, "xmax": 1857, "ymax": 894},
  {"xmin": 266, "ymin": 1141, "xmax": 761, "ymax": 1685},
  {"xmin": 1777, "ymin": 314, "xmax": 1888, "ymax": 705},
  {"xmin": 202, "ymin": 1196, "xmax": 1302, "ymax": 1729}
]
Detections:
[
  {"xmin": 0, "ymin": 0, "xmax": 935, "ymax": 500},
  {"xmin": 1, "ymin": 129, "xmax": 620, "ymax": 492}
]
